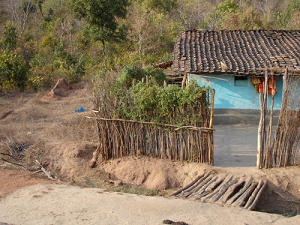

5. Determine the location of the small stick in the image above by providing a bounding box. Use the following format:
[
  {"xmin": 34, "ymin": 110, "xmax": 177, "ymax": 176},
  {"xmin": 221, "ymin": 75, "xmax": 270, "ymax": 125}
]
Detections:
[{"xmin": 35, "ymin": 160, "xmax": 56, "ymax": 181}]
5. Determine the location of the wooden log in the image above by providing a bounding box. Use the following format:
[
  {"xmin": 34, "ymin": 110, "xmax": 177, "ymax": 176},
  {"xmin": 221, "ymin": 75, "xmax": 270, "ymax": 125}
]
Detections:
[
  {"xmin": 209, "ymin": 178, "xmax": 239, "ymax": 203},
  {"xmin": 170, "ymin": 173, "xmax": 205, "ymax": 196},
  {"xmin": 247, "ymin": 180, "xmax": 267, "ymax": 210},
  {"xmin": 244, "ymin": 179, "xmax": 265, "ymax": 209},
  {"xmin": 188, "ymin": 175, "xmax": 216, "ymax": 198},
  {"xmin": 181, "ymin": 172, "xmax": 213, "ymax": 198},
  {"xmin": 225, "ymin": 177, "xmax": 253, "ymax": 206},
  {"xmin": 202, "ymin": 174, "xmax": 233, "ymax": 203},
  {"xmin": 89, "ymin": 145, "xmax": 101, "ymax": 168},
  {"xmin": 192, "ymin": 175, "xmax": 227, "ymax": 199},
  {"xmin": 233, "ymin": 182, "xmax": 258, "ymax": 207},
  {"xmin": 216, "ymin": 177, "xmax": 244, "ymax": 205}
]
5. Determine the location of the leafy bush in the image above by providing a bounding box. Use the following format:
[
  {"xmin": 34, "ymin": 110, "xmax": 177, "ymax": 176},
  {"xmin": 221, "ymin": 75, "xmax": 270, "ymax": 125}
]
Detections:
[
  {"xmin": 28, "ymin": 41, "xmax": 85, "ymax": 90},
  {"xmin": 94, "ymin": 68, "xmax": 210, "ymax": 127},
  {"xmin": 119, "ymin": 64, "xmax": 168, "ymax": 88},
  {"xmin": 0, "ymin": 50, "xmax": 28, "ymax": 91}
]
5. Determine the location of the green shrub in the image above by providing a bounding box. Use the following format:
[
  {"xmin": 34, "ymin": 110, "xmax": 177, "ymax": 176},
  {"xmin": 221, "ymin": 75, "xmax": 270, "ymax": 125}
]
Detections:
[
  {"xmin": 0, "ymin": 50, "xmax": 28, "ymax": 91},
  {"xmin": 94, "ymin": 68, "xmax": 211, "ymax": 127}
]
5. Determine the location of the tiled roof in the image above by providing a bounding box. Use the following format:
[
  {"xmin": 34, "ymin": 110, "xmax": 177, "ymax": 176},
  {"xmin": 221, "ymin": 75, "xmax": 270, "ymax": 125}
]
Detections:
[{"xmin": 173, "ymin": 30, "xmax": 300, "ymax": 75}]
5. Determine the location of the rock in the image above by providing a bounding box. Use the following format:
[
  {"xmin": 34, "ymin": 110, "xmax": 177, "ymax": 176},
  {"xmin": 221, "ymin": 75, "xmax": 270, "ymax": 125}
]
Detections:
[
  {"xmin": 51, "ymin": 78, "xmax": 71, "ymax": 97},
  {"xmin": 114, "ymin": 180, "xmax": 123, "ymax": 186}
]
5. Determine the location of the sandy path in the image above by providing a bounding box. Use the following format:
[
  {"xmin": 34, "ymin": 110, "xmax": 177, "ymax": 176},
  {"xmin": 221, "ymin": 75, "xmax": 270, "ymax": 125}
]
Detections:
[{"xmin": 0, "ymin": 183, "xmax": 299, "ymax": 225}]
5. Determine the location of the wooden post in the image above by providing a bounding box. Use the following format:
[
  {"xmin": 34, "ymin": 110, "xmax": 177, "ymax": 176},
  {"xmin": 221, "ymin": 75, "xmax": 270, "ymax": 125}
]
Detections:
[
  {"xmin": 164, "ymin": 80, "xmax": 167, "ymax": 88},
  {"xmin": 257, "ymin": 71, "xmax": 268, "ymax": 169},
  {"xmin": 209, "ymin": 89, "xmax": 215, "ymax": 165},
  {"xmin": 257, "ymin": 93, "xmax": 263, "ymax": 169},
  {"xmin": 209, "ymin": 89, "xmax": 215, "ymax": 129},
  {"xmin": 146, "ymin": 75, "xmax": 149, "ymax": 84},
  {"xmin": 182, "ymin": 74, "xmax": 187, "ymax": 89}
]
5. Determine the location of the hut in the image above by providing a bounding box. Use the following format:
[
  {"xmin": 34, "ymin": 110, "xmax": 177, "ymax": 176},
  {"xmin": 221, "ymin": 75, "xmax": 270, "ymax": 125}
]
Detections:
[{"xmin": 171, "ymin": 30, "xmax": 300, "ymax": 111}]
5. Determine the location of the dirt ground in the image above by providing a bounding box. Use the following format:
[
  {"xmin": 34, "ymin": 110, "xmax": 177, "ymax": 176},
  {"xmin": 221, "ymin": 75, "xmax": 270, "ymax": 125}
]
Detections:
[{"xmin": 0, "ymin": 80, "xmax": 299, "ymax": 222}]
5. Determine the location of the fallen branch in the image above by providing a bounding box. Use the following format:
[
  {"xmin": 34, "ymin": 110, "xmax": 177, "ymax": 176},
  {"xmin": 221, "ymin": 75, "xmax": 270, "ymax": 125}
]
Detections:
[
  {"xmin": 1, "ymin": 158, "xmax": 27, "ymax": 171},
  {"xmin": 35, "ymin": 160, "xmax": 56, "ymax": 181},
  {"xmin": 0, "ymin": 152, "xmax": 19, "ymax": 162}
]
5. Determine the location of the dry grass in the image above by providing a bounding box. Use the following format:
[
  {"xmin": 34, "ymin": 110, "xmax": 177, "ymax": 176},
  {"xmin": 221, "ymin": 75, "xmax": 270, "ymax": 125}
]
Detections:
[{"xmin": 0, "ymin": 82, "xmax": 97, "ymax": 172}]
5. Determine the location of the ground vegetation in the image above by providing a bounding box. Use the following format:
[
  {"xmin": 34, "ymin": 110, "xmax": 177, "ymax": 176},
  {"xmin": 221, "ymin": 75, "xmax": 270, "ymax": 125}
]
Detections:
[{"xmin": 0, "ymin": 0, "xmax": 299, "ymax": 91}]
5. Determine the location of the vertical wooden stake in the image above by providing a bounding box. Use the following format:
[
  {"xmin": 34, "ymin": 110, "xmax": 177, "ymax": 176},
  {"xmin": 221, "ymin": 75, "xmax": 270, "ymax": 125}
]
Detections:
[
  {"xmin": 182, "ymin": 74, "xmax": 187, "ymax": 89},
  {"xmin": 164, "ymin": 80, "xmax": 167, "ymax": 88},
  {"xmin": 257, "ymin": 71, "xmax": 268, "ymax": 169},
  {"xmin": 209, "ymin": 89, "xmax": 215, "ymax": 129},
  {"xmin": 209, "ymin": 89, "xmax": 215, "ymax": 166},
  {"xmin": 257, "ymin": 93, "xmax": 263, "ymax": 169}
]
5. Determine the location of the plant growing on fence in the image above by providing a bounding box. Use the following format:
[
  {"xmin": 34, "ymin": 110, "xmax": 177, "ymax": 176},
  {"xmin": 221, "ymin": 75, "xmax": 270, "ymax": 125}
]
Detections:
[
  {"xmin": 94, "ymin": 67, "xmax": 211, "ymax": 127},
  {"xmin": 92, "ymin": 67, "xmax": 214, "ymax": 164}
]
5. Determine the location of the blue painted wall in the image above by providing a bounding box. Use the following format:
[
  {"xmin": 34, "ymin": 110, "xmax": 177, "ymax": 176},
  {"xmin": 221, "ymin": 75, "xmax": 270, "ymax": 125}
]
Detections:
[{"xmin": 189, "ymin": 74, "xmax": 284, "ymax": 110}]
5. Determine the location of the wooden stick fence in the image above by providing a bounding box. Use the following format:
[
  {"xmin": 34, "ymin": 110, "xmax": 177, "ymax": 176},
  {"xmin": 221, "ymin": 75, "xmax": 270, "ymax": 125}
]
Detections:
[
  {"xmin": 93, "ymin": 117, "xmax": 215, "ymax": 165},
  {"xmin": 257, "ymin": 68, "xmax": 300, "ymax": 168}
]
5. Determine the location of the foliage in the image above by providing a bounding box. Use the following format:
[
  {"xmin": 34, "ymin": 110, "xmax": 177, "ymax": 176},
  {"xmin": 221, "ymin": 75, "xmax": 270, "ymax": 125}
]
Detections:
[
  {"xmin": 145, "ymin": 0, "xmax": 178, "ymax": 13},
  {"xmin": 222, "ymin": 7, "xmax": 264, "ymax": 30},
  {"xmin": 0, "ymin": 50, "xmax": 28, "ymax": 91},
  {"xmin": 1, "ymin": 23, "xmax": 17, "ymax": 51},
  {"xmin": 1, "ymin": 0, "xmax": 300, "ymax": 91},
  {"xmin": 119, "ymin": 64, "xmax": 167, "ymax": 88},
  {"xmin": 276, "ymin": 0, "xmax": 300, "ymax": 29},
  {"xmin": 70, "ymin": 0, "xmax": 130, "ymax": 51},
  {"xmin": 94, "ymin": 69, "xmax": 210, "ymax": 126},
  {"xmin": 209, "ymin": 0, "xmax": 240, "ymax": 29},
  {"xmin": 28, "ymin": 40, "xmax": 85, "ymax": 90}
]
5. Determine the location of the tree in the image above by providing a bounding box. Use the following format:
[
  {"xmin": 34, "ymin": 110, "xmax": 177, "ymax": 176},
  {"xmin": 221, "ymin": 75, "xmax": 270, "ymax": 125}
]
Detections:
[
  {"xmin": 1, "ymin": 23, "xmax": 17, "ymax": 51},
  {"xmin": 175, "ymin": 0, "xmax": 215, "ymax": 30},
  {"xmin": 278, "ymin": 0, "xmax": 300, "ymax": 29},
  {"xmin": 208, "ymin": 0, "xmax": 240, "ymax": 29},
  {"xmin": 70, "ymin": 0, "xmax": 130, "ymax": 52}
]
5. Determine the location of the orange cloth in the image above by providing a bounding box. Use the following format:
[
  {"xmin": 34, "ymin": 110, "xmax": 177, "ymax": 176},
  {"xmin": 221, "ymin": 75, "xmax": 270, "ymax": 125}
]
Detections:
[
  {"xmin": 258, "ymin": 77, "xmax": 265, "ymax": 93},
  {"xmin": 268, "ymin": 77, "xmax": 277, "ymax": 96}
]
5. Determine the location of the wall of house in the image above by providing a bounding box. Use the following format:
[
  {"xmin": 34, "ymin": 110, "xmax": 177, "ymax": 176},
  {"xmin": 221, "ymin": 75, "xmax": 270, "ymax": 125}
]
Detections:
[{"xmin": 189, "ymin": 74, "xmax": 284, "ymax": 110}]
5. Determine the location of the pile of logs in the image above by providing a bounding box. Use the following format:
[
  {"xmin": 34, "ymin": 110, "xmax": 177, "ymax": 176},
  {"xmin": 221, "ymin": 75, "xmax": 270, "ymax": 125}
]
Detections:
[{"xmin": 171, "ymin": 171, "xmax": 267, "ymax": 210}]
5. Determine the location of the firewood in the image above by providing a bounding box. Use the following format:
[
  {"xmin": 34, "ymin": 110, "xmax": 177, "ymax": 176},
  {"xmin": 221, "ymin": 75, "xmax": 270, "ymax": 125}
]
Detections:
[
  {"xmin": 247, "ymin": 180, "xmax": 267, "ymax": 210},
  {"xmin": 244, "ymin": 179, "xmax": 265, "ymax": 209},
  {"xmin": 209, "ymin": 178, "xmax": 239, "ymax": 203},
  {"xmin": 233, "ymin": 182, "xmax": 258, "ymax": 207},
  {"xmin": 170, "ymin": 173, "xmax": 205, "ymax": 196},
  {"xmin": 192, "ymin": 175, "xmax": 226, "ymax": 199},
  {"xmin": 188, "ymin": 175, "xmax": 216, "ymax": 198},
  {"xmin": 216, "ymin": 177, "xmax": 244, "ymax": 205},
  {"xmin": 181, "ymin": 172, "xmax": 212, "ymax": 197},
  {"xmin": 202, "ymin": 174, "xmax": 233, "ymax": 203},
  {"xmin": 225, "ymin": 177, "xmax": 253, "ymax": 206}
]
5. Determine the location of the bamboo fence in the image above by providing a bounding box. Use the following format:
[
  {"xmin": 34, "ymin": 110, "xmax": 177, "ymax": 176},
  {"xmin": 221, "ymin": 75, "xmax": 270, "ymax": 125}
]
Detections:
[
  {"xmin": 93, "ymin": 117, "xmax": 215, "ymax": 164},
  {"xmin": 91, "ymin": 74, "xmax": 216, "ymax": 165},
  {"xmin": 257, "ymin": 68, "xmax": 300, "ymax": 168}
]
